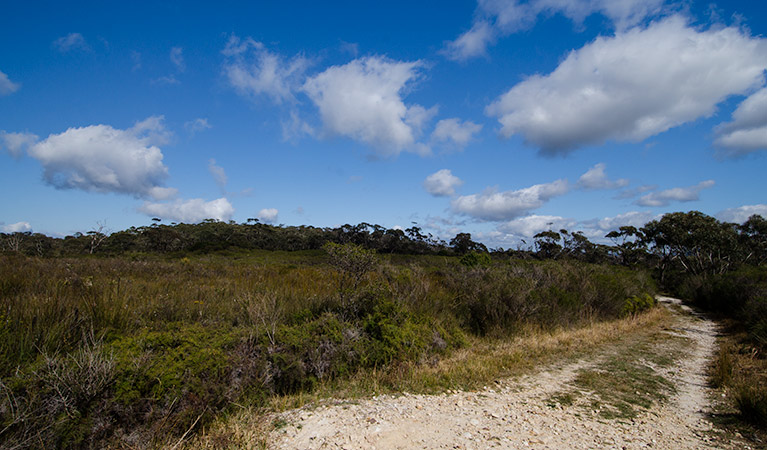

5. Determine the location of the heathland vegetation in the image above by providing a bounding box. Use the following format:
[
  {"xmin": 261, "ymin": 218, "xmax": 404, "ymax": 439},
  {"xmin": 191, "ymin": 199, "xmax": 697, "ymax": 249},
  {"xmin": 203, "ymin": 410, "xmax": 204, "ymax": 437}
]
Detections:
[{"xmin": 0, "ymin": 211, "xmax": 765, "ymax": 448}]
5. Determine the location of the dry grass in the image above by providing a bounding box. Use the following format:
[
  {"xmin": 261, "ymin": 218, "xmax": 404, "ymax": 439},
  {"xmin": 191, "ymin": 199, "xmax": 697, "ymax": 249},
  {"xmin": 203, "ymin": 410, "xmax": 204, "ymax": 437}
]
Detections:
[
  {"xmin": 710, "ymin": 326, "xmax": 767, "ymax": 436},
  {"xmin": 179, "ymin": 407, "xmax": 271, "ymax": 450}
]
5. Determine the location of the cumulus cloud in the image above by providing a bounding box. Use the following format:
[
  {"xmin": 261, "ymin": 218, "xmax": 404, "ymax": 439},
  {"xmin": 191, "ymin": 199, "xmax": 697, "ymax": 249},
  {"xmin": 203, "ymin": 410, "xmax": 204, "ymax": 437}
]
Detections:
[
  {"xmin": 445, "ymin": 21, "xmax": 496, "ymax": 61},
  {"xmin": 431, "ymin": 118, "xmax": 482, "ymax": 148},
  {"xmin": 486, "ymin": 17, "xmax": 767, "ymax": 154},
  {"xmin": 1, "ymin": 221, "xmax": 32, "ymax": 233},
  {"xmin": 0, "ymin": 70, "xmax": 20, "ymax": 95},
  {"xmin": 452, "ymin": 179, "xmax": 569, "ymax": 221},
  {"xmin": 281, "ymin": 110, "xmax": 315, "ymax": 142},
  {"xmin": 223, "ymin": 35, "xmax": 310, "ymax": 104},
  {"xmin": 714, "ymin": 87, "xmax": 767, "ymax": 156},
  {"xmin": 24, "ymin": 116, "xmax": 176, "ymax": 199},
  {"xmin": 303, "ymin": 56, "xmax": 432, "ymax": 156},
  {"xmin": 636, "ymin": 180, "xmax": 715, "ymax": 207},
  {"xmin": 1, "ymin": 131, "xmax": 38, "ymax": 158},
  {"xmin": 716, "ymin": 204, "xmax": 767, "ymax": 223},
  {"xmin": 53, "ymin": 32, "xmax": 88, "ymax": 52},
  {"xmin": 184, "ymin": 118, "xmax": 211, "ymax": 134},
  {"xmin": 423, "ymin": 169, "xmax": 464, "ymax": 197},
  {"xmin": 445, "ymin": 0, "xmax": 665, "ymax": 61},
  {"xmin": 587, "ymin": 210, "xmax": 658, "ymax": 233},
  {"xmin": 497, "ymin": 214, "xmax": 576, "ymax": 238},
  {"xmin": 614, "ymin": 184, "xmax": 657, "ymax": 199},
  {"xmin": 577, "ymin": 163, "xmax": 628, "ymax": 190},
  {"xmin": 139, "ymin": 198, "xmax": 234, "ymax": 223},
  {"xmin": 257, "ymin": 208, "xmax": 279, "ymax": 224},
  {"xmin": 170, "ymin": 47, "xmax": 185, "ymax": 72},
  {"xmin": 208, "ymin": 158, "xmax": 227, "ymax": 189}
]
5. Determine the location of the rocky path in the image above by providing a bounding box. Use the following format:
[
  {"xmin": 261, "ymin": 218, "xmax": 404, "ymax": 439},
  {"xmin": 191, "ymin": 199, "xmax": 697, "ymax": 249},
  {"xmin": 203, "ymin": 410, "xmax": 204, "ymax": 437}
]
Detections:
[{"xmin": 268, "ymin": 297, "xmax": 745, "ymax": 449}]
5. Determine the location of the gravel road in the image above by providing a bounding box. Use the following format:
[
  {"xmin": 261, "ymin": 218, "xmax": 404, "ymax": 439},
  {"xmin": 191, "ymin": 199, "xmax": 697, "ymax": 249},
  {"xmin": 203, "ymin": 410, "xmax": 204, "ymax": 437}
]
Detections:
[{"xmin": 268, "ymin": 297, "xmax": 749, "ymax": 449}]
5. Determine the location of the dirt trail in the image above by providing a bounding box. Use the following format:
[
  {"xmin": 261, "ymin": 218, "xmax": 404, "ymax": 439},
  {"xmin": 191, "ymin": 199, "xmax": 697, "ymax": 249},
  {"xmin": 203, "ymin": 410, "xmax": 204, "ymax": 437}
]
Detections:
[{"xmin": 268, "ymin": 297, "xmax": 741, "ymax": 449}]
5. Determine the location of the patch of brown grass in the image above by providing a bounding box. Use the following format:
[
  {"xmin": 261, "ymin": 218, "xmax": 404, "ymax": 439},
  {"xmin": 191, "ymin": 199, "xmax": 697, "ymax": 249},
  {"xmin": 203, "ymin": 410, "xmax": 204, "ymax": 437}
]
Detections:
[{"xmin": 711, "ymin": 326, "xmax": 767, "ymax": 431}]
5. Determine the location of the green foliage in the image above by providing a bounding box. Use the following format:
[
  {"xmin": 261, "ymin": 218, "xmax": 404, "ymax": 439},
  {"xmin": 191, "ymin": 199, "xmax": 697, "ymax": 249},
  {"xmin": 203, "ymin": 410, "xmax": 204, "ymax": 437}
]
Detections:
[
  {"xmin": 459, "ymin": 251, "xmax": 491, "ymax": 268},
  {"xmin": 109, "ymin": 324, "xmax": 240, "ymax": 406},
  {"xmin": 621, "ymin": 293, "xmax": 657, "ymax": 317},
  {"xmin": 449, "ymin": 232, "xmax": 487, "ymax": 255},
  {"xmin": 0, "ymin": 251, "xmax": 655, "ymax": 447},
  {"xmin": 641, "ymin": 211, "xmax": 742, "ymax": 278},
  {"xmin": 446, "ymin": 260, "xmax": 656, "ymax": 336},
  {"xmin": 680, "ymin": 266, "xmax": 767, "ymax": 349},
  {"xmin": 534, "ymin": 230, "xmax": 562, "ymax": 259}
]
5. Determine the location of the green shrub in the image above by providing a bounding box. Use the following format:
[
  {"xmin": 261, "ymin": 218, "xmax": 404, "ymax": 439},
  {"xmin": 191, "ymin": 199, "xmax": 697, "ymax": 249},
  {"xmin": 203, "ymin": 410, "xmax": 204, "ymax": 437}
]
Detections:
[
  {"xmin": 459, "ymin": 251, "xmax": 491, "ymax": 268},
  {"xmin": 621, "ymin": 293, "xmax": 656, "ymax": 317}
]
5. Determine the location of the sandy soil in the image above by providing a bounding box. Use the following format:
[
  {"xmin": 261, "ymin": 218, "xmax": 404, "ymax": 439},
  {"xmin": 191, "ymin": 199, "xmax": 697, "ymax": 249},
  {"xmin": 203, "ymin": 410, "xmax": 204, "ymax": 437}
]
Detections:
[{"xmin": 268, "ymin": 297, "xmax": 750, "ymax": 449}]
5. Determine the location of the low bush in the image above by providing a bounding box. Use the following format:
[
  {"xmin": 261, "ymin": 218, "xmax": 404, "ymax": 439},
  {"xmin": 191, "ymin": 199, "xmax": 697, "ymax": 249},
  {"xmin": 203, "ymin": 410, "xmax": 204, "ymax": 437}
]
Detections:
[
  {"xmin": 621, "ymin": 293, "xmax": 656, "ymax": 317},
  {"xmin": 459, "ymin": 251, "xmax": 491, "ymax": 268}
]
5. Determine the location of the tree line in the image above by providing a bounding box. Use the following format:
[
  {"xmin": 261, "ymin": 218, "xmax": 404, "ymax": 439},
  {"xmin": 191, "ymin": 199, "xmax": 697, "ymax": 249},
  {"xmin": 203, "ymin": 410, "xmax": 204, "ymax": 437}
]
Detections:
[{"xmin": 2, "ymin": 212, "xmax": 765, "ymax": 275}]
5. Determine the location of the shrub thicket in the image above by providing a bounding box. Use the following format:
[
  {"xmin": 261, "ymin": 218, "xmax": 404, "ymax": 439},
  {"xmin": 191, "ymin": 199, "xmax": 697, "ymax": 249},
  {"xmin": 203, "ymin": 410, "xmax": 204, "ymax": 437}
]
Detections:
[{"xmin": 0, "ymin": 248, "xmax": 655, "ymax": 448}]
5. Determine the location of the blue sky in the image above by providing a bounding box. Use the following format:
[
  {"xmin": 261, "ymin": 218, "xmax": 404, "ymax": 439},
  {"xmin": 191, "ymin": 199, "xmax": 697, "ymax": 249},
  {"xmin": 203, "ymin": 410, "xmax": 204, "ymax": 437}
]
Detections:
[{"xmin": 1, "ymin": 0, "xmax": 766, "ymax": 248}]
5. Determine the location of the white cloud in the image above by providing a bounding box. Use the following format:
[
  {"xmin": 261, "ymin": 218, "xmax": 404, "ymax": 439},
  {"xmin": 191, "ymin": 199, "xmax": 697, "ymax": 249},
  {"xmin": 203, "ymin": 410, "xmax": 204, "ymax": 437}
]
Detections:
[
  {"xmin": 0, "ymin": 70, "xmax": 20, "ymax": 95},
  {"xmin": 303, "ymin": 56, "xmax": 432, "ymax": 156},
  {"xmin": 1, "ymin": 131, "xmax": 38, "ymax": 158},
  {"xmin": 589, "ymin": 210, "xmax": 658, "ymax": 233},
  {"xmin": 444, "ymin": 21, "xmax": 496, "ymax": 61},
  {"xmin": 486, "ymin": 17, "xmax": 767, "ymax": 154},
  {"xmin": 170, "ymin": 47, "xmax": 185, "ymax": 72},
  {"xmin": 614, "ymin": 184, "xmax": 656, "ymax": 199},
  {"xmin": 452, "ymin": 179, "xmax": 569, "ymax": 221},
  {"xmin": 1, "ymin": 221, "xmax": 32, "ymax": 233},
  {"xmin": 223, "ymin": 36, "xmax": 310, "ymax": 104},
  {"xmin": 431, "ymin": 118, "xmax": 483, "ymax": 148},
  {"xmin": 53, "ymin": 32, "xmax": 88, "ymax": 52},
  {"xmin": 423, "ymin": 169, "xmax": 464, "ymax": 197},
  {"xmin": 404, "ymin": 105, "xmax": 439, "ymax": 135},
  {"xmin": 184, "ymin": 118, "xmax": 211, "ymax": 134},
  {"xmin": 497, "ymin": 214, "xmax": 576, "ymax": 238},
  {"xmin": 446, "ymin": 0, "xmax": 665, "ymax": 61},
  {"xmin": 139, "ymin": 198, "xmax": 234, "ymax": 223},
  {"xmin": 25, "ymin": 116, "xmax": 176, "ymax": 199},
  {"xmin": 714, "ymin": 87, "xmax": 767, "ymax": 156},
  {"xmin": 577, "ymin": 163, "xmax": 628, "ymax": 190},
  {"xmin": 716, "ymin": 204, "xmax": 767, "ymax": 223},
  {"xmin": 281, "ymin": 110, "xmax": 315, "ymax": 142},
  {"xmin": 636, "ymin": 180, "xmax": 715, "ymax": 207},
  {"xmin": 257, "ymin": 208, "xmax": 279, "ymax": 224},
  {"xmin": 208, "ymin": 158, "xmax": 227, "ymax": 188}
]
